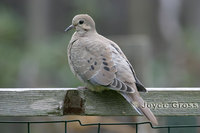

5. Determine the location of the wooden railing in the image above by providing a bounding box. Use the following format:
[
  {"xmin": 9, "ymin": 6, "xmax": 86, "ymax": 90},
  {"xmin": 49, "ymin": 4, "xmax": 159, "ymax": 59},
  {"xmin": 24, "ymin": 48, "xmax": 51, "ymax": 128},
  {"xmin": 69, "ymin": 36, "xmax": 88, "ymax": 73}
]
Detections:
[{"xmin": 0, "ymin": 88, "xmax": 199, "ymax": 116}]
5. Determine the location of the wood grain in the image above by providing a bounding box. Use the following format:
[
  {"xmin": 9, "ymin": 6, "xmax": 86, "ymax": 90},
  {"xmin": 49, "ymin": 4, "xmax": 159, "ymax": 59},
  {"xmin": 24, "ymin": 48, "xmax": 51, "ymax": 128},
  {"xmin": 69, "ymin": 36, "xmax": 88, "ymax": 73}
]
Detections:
[{"xmin": 0, "ymin": 88, "xmax": 199, "ymax": 116}]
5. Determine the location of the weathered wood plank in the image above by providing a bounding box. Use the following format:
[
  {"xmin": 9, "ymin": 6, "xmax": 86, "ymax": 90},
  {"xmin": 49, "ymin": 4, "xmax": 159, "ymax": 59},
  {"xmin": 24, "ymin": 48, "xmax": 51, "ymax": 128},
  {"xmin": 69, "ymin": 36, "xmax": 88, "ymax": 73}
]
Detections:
[
  {"xmin": 0, "ymin": 88, "xmax": 73, "ymax": 116},
  {"xmin": 0, "ymin": 88, "xmax": 199, "ymax": 116}
]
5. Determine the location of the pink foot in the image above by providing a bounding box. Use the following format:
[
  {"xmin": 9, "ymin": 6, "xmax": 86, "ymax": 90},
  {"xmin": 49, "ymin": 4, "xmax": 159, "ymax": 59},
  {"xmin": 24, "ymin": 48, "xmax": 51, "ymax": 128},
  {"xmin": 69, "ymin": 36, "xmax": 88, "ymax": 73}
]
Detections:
[{"xmin": 77, "ymin": 86, "xmax": 88, "ymax": 90}]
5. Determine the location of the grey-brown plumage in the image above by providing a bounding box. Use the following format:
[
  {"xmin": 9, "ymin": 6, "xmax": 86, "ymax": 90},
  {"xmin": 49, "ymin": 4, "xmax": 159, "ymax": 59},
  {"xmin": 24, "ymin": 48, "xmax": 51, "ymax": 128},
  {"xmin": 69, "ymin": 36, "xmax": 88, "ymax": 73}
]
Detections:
[{"xmin": 66, "ymin": 14, "xmax": 158, "ymax": 125}]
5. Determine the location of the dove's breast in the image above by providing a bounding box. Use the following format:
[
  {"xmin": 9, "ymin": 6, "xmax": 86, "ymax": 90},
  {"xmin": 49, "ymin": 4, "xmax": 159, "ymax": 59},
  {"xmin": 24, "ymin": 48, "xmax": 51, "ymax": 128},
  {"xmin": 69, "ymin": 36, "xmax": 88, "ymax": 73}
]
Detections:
[
  {"xmin": 68, "ymin": 39, "xmax": 85, "ymax": 83},
  {"xmin": 68, "ymin": 37, "xmax": 111, "ymax": 91},
  {"xmin": 68, "ymin": 37, "xmax": 105, "ymax": 85}
]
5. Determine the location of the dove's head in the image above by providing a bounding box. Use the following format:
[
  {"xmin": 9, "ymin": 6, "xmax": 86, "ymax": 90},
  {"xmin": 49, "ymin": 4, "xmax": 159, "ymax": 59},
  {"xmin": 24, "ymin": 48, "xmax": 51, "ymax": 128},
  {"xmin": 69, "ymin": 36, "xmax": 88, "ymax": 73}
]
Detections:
[{"xmin": 65, "ymin": 14, "xmax": 96, "ymax": 35}]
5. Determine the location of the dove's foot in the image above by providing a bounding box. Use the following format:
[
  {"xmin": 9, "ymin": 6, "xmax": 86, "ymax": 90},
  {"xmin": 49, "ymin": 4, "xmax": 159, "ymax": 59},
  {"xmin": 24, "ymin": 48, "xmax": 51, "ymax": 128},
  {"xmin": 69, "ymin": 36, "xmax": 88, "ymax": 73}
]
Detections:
[{"xmin": 77, "ymin": 86, "xmax": 88, "ymax": 90}]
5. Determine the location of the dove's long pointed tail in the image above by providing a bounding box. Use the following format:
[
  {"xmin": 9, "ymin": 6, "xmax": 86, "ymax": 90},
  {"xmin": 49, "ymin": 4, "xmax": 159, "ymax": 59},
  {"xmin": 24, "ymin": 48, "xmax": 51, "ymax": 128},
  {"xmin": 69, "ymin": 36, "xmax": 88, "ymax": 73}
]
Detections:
[{"xmin": 120, "ymin": 92, "xmax": 158, "ymax": 125}]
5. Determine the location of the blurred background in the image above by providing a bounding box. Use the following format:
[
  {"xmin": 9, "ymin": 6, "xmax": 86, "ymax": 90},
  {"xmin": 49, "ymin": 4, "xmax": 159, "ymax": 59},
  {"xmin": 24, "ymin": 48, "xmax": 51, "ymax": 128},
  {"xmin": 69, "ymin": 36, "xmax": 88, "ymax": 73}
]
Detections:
[{"xmin": 0, "ymin": 0, "xmax": 200, "ymax": 133}]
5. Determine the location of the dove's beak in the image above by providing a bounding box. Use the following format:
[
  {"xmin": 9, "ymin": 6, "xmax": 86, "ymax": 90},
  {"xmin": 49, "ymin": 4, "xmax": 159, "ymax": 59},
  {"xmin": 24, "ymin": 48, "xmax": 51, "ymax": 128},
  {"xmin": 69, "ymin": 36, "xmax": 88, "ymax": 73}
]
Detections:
[{"xmin": 65, "ymin": 24, "xmax": 74, "ymax": 32}]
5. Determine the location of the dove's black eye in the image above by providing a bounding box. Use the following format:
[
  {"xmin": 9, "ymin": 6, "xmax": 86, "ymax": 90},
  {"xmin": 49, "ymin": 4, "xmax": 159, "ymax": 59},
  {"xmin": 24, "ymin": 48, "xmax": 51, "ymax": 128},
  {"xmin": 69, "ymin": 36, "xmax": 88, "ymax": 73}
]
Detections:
[{"xmin": 79, "ymin": 20, "xmax": 84, "ymax": 24}]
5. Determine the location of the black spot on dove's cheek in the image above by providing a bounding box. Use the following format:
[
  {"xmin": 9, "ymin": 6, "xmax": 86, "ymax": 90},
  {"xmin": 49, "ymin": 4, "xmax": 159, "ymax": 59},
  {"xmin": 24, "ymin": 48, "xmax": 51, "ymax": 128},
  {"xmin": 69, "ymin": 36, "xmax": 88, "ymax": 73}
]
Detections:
[
  {"xmin": 87, "ymin": 60, "xmax": 90, "ymax": 63},
  {"xmin": 103, "ymin": 62, "xmax": 108, "ymax": 65},
  {"xmin": 104, "ymin": 66, "xmax": 110, "ymax": 71},
  {"xmin": 102, "ymin": 58, "xmax": 106, "ymax": 61}
]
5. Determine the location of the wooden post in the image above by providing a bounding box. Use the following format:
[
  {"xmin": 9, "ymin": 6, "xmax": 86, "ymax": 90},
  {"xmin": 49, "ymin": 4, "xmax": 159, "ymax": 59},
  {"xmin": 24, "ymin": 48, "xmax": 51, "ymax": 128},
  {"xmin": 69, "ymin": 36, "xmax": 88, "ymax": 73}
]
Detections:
[{"xmin": 0, "ymin": 88, "xmax": 199, "ymax": 116}]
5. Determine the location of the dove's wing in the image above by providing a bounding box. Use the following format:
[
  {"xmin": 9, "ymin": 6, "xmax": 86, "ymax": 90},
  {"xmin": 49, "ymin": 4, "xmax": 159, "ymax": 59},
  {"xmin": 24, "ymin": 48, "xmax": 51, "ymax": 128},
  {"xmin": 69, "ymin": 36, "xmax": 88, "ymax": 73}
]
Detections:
[
  {"xmin": 69, "ymin": 37, "xmax": 135, "ymax": 93},
  {"xmin": 108, "ymin": 41, "xmax": 147, "ymax": 92}
]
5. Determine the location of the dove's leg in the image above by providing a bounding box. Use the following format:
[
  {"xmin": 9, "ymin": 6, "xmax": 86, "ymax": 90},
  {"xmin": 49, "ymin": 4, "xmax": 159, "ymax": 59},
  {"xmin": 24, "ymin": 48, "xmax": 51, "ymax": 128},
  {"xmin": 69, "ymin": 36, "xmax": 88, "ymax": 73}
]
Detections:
[{"xmin": 77, "ymin": 86, "xmax": 88, "ymax": 90}]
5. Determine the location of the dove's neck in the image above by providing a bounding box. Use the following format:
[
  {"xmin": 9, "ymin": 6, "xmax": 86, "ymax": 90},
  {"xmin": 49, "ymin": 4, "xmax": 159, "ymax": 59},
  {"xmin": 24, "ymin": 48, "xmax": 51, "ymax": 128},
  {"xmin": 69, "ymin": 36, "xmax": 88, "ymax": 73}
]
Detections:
[{"xmin": 75, "ymin": 29, "xmax": 97, "ymax": 37}]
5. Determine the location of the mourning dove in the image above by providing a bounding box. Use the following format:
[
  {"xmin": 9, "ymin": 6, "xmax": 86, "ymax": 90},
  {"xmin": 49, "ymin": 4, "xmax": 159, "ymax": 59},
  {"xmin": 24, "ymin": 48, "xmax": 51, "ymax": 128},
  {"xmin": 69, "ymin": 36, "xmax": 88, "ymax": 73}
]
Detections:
[{"xmin": 65, "ymin": 14, "xmax": 158, "ymax": 125}]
